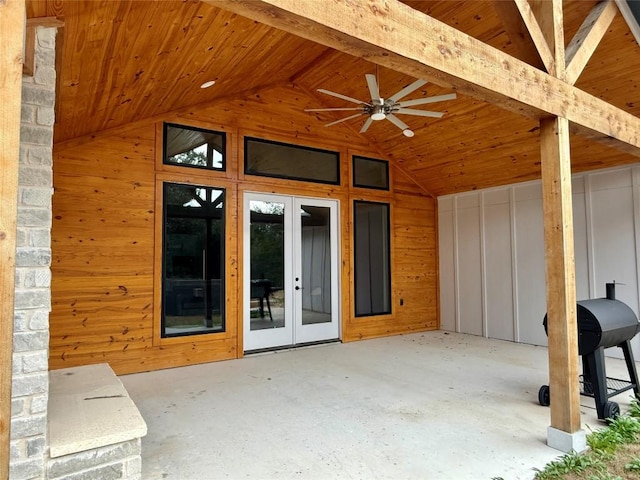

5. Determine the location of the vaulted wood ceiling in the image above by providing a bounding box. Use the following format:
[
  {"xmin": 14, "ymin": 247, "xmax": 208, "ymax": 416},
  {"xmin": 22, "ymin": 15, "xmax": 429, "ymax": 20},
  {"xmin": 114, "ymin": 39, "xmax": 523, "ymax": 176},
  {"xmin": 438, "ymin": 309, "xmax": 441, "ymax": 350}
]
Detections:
[{"xmin": 28, "ymin": 0, "xmax": 640, "ymax": 196}]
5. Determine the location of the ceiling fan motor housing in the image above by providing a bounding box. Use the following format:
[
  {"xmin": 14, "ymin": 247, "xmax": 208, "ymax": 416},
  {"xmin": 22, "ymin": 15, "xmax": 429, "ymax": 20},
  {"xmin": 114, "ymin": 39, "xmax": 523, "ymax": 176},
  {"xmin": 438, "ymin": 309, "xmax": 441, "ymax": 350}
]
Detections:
[{"xmin": 367, "ymin": 103, "xmax": 387, "ymax": 120}]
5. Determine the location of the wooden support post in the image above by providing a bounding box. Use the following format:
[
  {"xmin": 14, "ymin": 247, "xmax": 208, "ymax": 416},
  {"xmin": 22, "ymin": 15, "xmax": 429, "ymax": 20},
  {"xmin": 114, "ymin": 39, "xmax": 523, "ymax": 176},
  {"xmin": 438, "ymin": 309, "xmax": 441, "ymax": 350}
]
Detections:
[
  {"xmin": 540, "ymin": 116, "xmax": 583, "ymax": 444},
  {"xmin": 0, "ymin": 0, "xmax": 25, "ymax": 476}
]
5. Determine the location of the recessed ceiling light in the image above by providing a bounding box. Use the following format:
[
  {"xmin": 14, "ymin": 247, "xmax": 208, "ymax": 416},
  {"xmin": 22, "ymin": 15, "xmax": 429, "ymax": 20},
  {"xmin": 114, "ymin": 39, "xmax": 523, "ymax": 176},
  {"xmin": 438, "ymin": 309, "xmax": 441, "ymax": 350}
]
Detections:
[
  {"xmin": 402, "ymin": 129, "xmax": 414, "ymax": 137},
  {"xmin": 200, "ymin": 80, "xmax": 216, "ymax": 89}
]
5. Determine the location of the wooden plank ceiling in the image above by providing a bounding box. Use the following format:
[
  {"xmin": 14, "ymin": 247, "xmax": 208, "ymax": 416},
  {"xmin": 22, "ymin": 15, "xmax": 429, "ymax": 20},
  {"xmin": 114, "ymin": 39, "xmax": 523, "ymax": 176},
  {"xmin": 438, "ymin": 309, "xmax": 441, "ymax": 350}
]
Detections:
[{"xmin": 29, "ymin": 0, "xmax": 640, "ymax": 196}]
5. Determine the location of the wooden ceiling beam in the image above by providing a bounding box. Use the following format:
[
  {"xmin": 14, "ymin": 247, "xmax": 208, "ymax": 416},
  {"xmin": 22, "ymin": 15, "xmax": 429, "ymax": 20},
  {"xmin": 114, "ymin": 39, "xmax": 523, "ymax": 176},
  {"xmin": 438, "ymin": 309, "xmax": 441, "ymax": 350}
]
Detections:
[
  {"xmin": 615, "ymin": 0, "xmax": 640, "ymax": 46},
  {"xmin": 491, "ymin": 1, "xmax": 545, "ymax": 70},
  {"xmin": 512, "ymin": 0, "xmax": 556, "ymax": 73},
  {"xmin": 211, "ymin": 0, "xmax": 640, "ymax": 158},
  {"xmin": 565, "ymin": 1, "xmax": 618, "ymax": 85},
  {"xmin": 531, "ymin": 0, "xmax": 565, "ymax": 78}
]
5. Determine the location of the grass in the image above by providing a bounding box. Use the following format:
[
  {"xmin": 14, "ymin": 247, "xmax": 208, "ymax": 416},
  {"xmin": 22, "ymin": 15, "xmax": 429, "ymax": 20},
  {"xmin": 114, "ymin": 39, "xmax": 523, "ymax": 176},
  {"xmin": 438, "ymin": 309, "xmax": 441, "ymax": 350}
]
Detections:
[{"xmin": 532, "ymin": 398, "xmax": 640, "ymax": 480}]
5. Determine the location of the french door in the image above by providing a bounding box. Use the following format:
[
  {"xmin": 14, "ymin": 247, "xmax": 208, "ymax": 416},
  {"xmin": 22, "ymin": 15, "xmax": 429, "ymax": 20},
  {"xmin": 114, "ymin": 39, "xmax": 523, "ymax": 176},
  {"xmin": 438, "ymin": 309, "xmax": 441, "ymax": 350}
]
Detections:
[{"xmin": 243, "ymin": 193, "xmax": 340, "ymax": 351}]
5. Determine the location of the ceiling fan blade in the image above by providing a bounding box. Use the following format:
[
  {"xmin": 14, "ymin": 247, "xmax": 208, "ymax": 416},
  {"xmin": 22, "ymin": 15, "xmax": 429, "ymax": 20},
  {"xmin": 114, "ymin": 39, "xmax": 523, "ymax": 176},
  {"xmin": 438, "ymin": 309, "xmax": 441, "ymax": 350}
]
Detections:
[
  {"xmin": 305, "ymin": 107, "xmax": 363, "ymax": 112},
  {"xmin": 360, "ymin": 117, "xmax": 373, "ymax": 133},
  {"xmin": 365, "ymin": 74, "xmax": 381, "ymax": 102},
  {"xmin": 398, "ymin": 93, "xmax": 457, "ymax": 107},
  {"xmin": 324, "ymin": 113, "xmax": 363, "ymax": 127},
  {"xmin": 388, "ymin": 79, "xmax": 428, "ymax": 102},
  {"xmin": 385, "ymin": 113, "xmax": 410, "ymax": 131},
  {"xmin": 395, "ymin": 108, "xmax": 445, "ymax": 118},
  {"xmin": 317, "ymin": 89, "xmax": 369, "ymax": 106}
]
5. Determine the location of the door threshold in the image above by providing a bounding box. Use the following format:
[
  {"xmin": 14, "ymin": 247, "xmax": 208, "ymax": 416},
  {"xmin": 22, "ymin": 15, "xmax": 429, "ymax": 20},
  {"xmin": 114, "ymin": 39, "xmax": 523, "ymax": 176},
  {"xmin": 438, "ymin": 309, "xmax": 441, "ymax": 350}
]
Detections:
[{"xmin": 244, "ymin": 338, "xmax": 340, "ymax": 356}]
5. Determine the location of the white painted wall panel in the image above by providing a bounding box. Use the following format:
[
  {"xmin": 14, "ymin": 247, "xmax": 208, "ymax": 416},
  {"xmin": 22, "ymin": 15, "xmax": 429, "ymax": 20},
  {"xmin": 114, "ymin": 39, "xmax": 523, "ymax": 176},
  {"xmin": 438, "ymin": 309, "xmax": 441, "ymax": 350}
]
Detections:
[
  {"xmin": 438, "ymin": 206, "xmax": 456, "ymax": 332},
  {"xmin": 589, "ymin": 171, "xmax": 637, "ymax": 302},
  {"xmin": 483, "ymin": 196, "xmax": 514, "ymax": 341},
  {"xmin": 572, "ymin": 176, "xmax": 590, "ymax": 301},
  {"xmin": 456, "ymin": 196, "xmax": 483, "ymax": 336},
  {"xmin": 589, "ymin": 170, "xmax": 640, "ymax": 358},
  {"xmin": 513, "ymin": 189, "xmax": 548, "ymax": 347},
  {"xmin": 437, "ymin": 165, "xmax": 640, "ymax": 359}
]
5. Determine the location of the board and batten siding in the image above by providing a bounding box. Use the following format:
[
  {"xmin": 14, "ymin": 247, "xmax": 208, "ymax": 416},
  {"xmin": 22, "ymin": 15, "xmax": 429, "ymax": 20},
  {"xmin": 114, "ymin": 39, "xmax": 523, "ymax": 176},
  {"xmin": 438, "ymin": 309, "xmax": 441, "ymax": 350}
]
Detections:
[{"xmin": 438, "ymin": 165, "xmax": 640, "ymax": 357}]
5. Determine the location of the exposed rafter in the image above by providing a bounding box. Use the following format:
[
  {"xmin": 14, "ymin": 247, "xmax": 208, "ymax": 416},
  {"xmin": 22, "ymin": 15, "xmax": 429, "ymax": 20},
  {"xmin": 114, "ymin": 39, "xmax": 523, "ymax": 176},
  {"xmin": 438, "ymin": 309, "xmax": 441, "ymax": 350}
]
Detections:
[
  {"xmin": 565, "ymin": 1, "xmax": 618, "ymax": 85},
  {"xmin": 492, "ymin": 1, "xmax": 546, "ymax": 70},
  {"xmin": 615, "ymin": 0, "xmax": 640, "ymax": 46},
  {"xmin": 513, "ymin": 0, "xmax": 556, "ymax": 73},
  {"xmin": 211, "ymin": 0, "xmax": 640, "ymax": 158}
]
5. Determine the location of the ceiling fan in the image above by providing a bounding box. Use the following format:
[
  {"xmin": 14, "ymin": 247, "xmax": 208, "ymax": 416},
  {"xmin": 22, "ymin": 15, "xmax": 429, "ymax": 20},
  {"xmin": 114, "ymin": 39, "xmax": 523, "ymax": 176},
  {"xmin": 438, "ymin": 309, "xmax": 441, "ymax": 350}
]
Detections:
[{"xmin": 305, "ymin": 74, "xmax": 457, "ymax": 137}]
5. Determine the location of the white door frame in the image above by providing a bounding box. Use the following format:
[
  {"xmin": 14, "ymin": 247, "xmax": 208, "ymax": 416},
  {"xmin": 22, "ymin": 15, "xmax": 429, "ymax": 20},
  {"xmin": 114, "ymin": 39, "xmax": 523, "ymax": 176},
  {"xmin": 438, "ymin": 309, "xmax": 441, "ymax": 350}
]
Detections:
[{"xmin": 243, "ymin": 192, "xmax": 340, "ymax": 351}]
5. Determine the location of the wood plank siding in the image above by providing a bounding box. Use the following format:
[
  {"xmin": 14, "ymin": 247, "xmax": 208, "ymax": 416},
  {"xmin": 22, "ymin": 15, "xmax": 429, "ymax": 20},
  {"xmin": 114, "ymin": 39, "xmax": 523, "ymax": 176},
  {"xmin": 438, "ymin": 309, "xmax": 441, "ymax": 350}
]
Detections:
[{"xmin": 51, "ymin": 85, "xmax": 439, "ymax": 374}]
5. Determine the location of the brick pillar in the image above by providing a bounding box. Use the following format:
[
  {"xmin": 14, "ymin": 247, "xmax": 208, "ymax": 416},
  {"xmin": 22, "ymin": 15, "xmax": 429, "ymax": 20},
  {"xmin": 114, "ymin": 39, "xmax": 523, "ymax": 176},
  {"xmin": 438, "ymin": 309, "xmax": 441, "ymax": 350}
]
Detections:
[{"xmin": 10, "ymin": 26, "xmax": 56, "ymax": 480}]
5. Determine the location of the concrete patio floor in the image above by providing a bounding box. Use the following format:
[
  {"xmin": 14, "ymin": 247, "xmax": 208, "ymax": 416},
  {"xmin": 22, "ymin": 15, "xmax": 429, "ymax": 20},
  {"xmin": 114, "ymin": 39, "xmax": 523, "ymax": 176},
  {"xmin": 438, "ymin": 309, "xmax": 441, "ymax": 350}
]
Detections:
[{"xmin": 120, "ymin": 331, "xmax": 639, "ymax": 480}]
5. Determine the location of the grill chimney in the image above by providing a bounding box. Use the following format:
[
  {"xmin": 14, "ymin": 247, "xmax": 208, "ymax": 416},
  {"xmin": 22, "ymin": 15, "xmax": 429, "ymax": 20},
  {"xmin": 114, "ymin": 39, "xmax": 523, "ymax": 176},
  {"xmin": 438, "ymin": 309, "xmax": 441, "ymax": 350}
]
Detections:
[{"xmin": 606, "ymin": 282, "xmax": 616, "ymax": 300}]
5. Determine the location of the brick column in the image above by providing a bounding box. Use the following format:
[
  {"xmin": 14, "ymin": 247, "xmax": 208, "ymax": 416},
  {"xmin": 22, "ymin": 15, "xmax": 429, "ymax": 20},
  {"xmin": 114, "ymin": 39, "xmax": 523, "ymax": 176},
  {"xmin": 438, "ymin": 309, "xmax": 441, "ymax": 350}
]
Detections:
[{"xmin": 10, "ymin": 26, "xmax": 56, "ymax": 480}]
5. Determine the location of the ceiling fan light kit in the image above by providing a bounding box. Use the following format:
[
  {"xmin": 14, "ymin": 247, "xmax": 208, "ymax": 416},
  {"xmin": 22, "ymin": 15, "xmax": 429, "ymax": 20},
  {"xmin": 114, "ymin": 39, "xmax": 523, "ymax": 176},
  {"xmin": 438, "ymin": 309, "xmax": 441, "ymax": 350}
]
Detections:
[
  {"xmin": 305, "ymin": 73, "xmax": 456, "ymax": 136},
  {"xmin": 369, "ymin": 104, "xmax": 386, "ymax": 121}
]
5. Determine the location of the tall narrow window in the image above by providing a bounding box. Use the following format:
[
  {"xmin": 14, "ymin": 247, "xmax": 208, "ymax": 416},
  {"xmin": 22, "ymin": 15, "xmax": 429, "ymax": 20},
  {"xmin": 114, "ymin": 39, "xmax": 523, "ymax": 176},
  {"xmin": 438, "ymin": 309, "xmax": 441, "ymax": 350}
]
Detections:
[
  {"xmin": 163, "ymin": 123, "xmax": 226, "ymax": 171},
  {"xmin": 162, "ymin": 183, "xmax": 225, "ymax": 337},
  {"xmin": 354, "ymin": 201, "xmax": 391, "ymax": 316}
]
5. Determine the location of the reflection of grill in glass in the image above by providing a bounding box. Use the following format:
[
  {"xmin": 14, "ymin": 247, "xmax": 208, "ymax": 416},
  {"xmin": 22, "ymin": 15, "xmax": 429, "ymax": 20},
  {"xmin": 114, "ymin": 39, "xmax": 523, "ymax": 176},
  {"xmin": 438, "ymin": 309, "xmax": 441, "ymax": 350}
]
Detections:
[{"xmin": 539, "ymin": 283, "xmax": 640, "ymax": 422}]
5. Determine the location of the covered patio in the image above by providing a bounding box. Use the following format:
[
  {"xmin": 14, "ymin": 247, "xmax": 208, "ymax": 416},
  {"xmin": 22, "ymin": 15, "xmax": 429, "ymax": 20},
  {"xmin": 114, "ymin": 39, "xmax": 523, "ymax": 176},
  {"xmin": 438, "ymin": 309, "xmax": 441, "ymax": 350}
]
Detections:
[
  {"xmin": 4, "ymin": 0, "xmax": 640, "ymax": 478},
  {"xmin": 121, "ymin": 332, "xmax": 637, "ymax": 480}
]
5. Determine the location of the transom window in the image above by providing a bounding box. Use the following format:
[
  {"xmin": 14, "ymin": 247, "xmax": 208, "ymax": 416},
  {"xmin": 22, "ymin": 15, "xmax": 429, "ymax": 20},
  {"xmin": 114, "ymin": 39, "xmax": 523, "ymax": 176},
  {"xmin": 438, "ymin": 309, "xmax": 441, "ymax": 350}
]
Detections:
[
  {"xmin": 163, "ymin": 123, "xmax": 226, "ymax": 171},
  {"xmin": 353, "ymin": 155, "xmax": 389, "ymax": 190},
  {"xmin": 244, "ymin": 137, "xmax": 340, "ymax": 185}
]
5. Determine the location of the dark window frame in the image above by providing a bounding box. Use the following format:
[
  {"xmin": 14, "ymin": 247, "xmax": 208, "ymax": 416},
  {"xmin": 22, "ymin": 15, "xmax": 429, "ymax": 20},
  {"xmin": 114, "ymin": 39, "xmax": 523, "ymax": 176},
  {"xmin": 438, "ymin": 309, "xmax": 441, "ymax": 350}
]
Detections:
[
  {"xmin": 163, "ymin": 122, "xmax": 227, "ymax": 172},
  {"xmin": 161, "ymin": 182, "xmax": 226, "ymax": 338},
  {"xmin": 244, "ymin": 136, "xmax": 340, "ymax": 185},
  {"xmin": 353, "ymin": 200, "xmax": 392, "ymax": 317},
  {"xmin": 352, "ymin": 155, "xmax": 390, "ymax": 190}
]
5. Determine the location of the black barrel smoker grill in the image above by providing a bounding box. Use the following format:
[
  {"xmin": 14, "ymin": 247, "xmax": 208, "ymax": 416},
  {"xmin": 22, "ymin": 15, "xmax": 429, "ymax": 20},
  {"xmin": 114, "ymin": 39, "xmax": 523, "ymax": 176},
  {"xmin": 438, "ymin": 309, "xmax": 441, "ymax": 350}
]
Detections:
[{"xmin": 539, "ymin": 283, "xmax": 640, "ymax": 421}]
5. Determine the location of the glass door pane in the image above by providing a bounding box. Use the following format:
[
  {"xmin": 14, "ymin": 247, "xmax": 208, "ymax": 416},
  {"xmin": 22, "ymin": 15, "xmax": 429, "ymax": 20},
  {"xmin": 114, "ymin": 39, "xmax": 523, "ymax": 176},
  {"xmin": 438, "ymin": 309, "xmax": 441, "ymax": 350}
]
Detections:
[
  {"xmin": 244, "ymin": 194, "xmax": 339, "ymax": 352},
  {"xmin": 294, "ymin": 198, "xmax": 340, "ymax": 344},
  {"xmin": 249, "ymin": 199, "xmax": 286, "ymax": 331},
  {"xmin": 299, "ymin": 204, "xmax": 332, "ymax": 326},
  {"xmin": 243, "ymin": 193, "xmax": 293, "ymax": 352}
]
